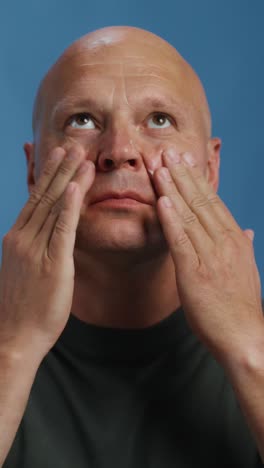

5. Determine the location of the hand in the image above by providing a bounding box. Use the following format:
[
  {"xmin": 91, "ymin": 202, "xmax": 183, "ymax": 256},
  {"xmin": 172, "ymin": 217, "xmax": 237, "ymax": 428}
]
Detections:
[
  {"xmin": 0, "ymin": 147, "xmax": 95, "ymax": 359},
  {"xmin": 153, "ymin": 149, "xmax": 263, "ymax": 363}
]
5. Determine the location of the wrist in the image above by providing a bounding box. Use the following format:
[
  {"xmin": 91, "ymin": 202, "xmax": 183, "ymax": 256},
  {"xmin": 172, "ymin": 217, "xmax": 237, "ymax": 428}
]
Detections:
[
  {"xmin": 0, "ymin": 336, "xmax": 47, "ymax": 368},
  {"xmin": 220, "ymin": 322, "xmax": 264, "ymax": 382}
]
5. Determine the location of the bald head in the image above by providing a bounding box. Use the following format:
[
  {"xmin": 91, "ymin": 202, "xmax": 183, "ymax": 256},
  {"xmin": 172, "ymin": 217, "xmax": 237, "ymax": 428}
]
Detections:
[
  {"xmin": 26, "ymin": 26, "xmax": 221, "ymax": 269},
  {"xmin": 32, "ymin": 26, "xmax": 211, "ymax": 139}
]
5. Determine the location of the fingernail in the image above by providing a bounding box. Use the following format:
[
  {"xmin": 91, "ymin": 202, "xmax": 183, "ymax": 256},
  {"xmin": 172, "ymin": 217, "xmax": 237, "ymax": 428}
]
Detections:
[
  {"xmin": 77, "ymin": 161, "xmax": 91, "ymax": 174},
  {"xmin": 248, "ymin": 229, "xmax": 255, "ymax": 241},
  {"xmin": 147, "ymin": 168, "xmax": 154, "ymax": 176},
  {"xmin": 66, "ymin": 151, "xmax": 79, "ymax": 160},
  {"xmin": 166, "ymin": 148, "xmax": 181, "ymax": 164},
  {"xmin": 162, "ymin": 196, "xmax": 172, "ymax": 208},
  {"xmin": 50, "ymin": 148, "xmax": 65, "ymax": 161},
  {"xmin": 183, "ymin": 152, "xmax": 196, "ymax": 166},
  {"xmin": 161, "ymin": 167, "xmax": 172, "ymax": 181}
]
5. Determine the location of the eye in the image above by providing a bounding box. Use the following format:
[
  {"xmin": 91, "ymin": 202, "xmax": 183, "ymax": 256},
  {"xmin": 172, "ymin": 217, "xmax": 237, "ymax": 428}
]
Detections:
[
  {"xmin": 147, "ymin": 113, "xmax": 172, "ymax": 129},
  {"xmin": 69, "ymin": 113, "xmax": 96, "ymax": 129}
]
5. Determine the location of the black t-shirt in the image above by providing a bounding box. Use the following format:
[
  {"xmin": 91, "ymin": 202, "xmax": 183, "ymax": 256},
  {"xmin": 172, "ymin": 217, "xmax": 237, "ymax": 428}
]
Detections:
[{"xmin": 3, "ymin": 307, "xmax": 263, "ymax": 467}]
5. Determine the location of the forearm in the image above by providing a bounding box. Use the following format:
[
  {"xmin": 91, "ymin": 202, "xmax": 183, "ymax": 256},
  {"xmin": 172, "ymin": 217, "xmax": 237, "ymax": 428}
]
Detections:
[
  {"xmin": 223, "ymin": 338, "xmax": 264, "ymax": 462},
  {"xmin": 0, "ymin": 348, "xmax": 43, "ymax": 467}
]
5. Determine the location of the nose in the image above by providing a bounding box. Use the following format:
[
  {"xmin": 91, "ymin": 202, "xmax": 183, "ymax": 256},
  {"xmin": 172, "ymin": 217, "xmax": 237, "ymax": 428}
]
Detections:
[{"xmin": 96, "ymin": 123, "xmax": 144, "ymax": 173}]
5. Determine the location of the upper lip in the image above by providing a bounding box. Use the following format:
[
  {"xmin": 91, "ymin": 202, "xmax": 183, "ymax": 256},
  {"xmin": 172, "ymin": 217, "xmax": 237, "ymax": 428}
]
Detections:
[{"xmin": 91, "ymin": 191, "xmax": 152, "ymax": 205}]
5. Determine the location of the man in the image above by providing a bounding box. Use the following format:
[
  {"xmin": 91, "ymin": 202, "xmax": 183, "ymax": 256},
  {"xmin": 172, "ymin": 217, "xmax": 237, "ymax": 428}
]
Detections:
[{"xmin": 0, "ymin": 25, "xmax": 263, "ymax": 467}]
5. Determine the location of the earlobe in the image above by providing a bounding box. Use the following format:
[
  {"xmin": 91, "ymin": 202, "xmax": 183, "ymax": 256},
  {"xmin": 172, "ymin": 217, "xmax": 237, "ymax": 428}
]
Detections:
[{"xmin": 206, "ymin": 137, "xmax": 221, "ymax": 192}]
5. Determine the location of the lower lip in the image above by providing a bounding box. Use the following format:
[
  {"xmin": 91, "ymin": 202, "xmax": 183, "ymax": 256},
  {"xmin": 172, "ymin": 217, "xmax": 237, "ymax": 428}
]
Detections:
[{"xmin": 91, "ymin": 198, "xmax": 145, "ymax": 208}]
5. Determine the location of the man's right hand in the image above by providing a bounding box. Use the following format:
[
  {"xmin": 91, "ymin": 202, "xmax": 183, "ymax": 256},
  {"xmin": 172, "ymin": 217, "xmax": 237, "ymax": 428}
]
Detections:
[{"xmin": 0, "ymin": 147, "xmax": 95, "ymax": 361}]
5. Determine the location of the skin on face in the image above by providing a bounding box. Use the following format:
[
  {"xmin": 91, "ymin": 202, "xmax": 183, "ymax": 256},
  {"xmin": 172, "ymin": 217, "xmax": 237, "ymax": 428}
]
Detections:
[
  {"xmin": 24, "ymin": 27, "xmax": 221, "ymax": 328},
  {"xmin": 24, "ymin": 26, "xmax": 221, "ymax": 327}
]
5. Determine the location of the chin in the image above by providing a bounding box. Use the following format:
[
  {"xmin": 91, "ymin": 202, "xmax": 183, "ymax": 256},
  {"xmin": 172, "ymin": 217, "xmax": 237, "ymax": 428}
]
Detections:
[{"xmin": 74, "ymin": 214, "xmax": 168, "ymax": 258}]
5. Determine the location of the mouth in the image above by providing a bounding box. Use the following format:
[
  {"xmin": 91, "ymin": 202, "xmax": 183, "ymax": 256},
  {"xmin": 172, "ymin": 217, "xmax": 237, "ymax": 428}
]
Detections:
[
  {"xmin": 90, "ymin": 191, "xmax": 153, "ymax": 207},
  {"xmin": 90, "ymin": 197, "xmax": 148, "ymax": 209}
]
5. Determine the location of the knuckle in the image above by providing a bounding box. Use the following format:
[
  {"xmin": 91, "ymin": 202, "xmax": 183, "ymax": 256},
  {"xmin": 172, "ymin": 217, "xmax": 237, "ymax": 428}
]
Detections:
[
  {"xmin": 2, "ymin": 232, "xmax": 11, "ymax": 246},
  {"xmin": 40, "ymin": 191, "xmax": 58, "ymax": 208},
  {"xmin": 58, "ymin": 164, "xmax": 73, "ymax": 176},
  {"xmin": 193, "ymin": 172, "xmax": 204, "ymax": 184},
  {"xmin": 2, "ymin": 231, "xmax": 15, "ymax": 249},
  {"xmin": 177, "ymin": 167, "xmax": 188, "ymax": 178},
  {"xmin": 176, "ymin": 233, "xmax": 189, "ymax": 246},
  {"xmin": 41, "ymin": 164, "xmax": 56, "ymax": 178},
  {"xmin": 54, "ymin": 219, "xmax": 71, "ymax": 236},
  {"xmin": 12, "ymin": 234, "xmax": 26, "ymax": 252},
  {"xmin": 7, "ymin": 233, "xmax": 27, "ymax": 257},
  {"xmin": 197, "ymin": 262, "xmax": 214, "ymax": 281},
  {"xmin": 189, "ymin": 194, "xmax": 208, "ymax": 209},
  {"xmin": 2, "ymin": 230, "xmax": 25, "ymax": 253},
  {"xmin": 182, "ymin": 211, "xmax": 197, "ymax": 226},
  {"xmin": 50, "ymin": 202, "xmax": 61, "ymax": 217},
  {"xmin": 2, "ymin": 231, "xmax": 39, "ymax": 265},
  {"xmin": 51, "ymin": 194, "xmax": 65, "ymax": 215},
  {"xmin": 221, "ymin": 229, "xmax": 238, "ymax": 246},
  {"xmin": 28, "ymin": 188, "xmax": 42, "ymax": 205},
  {"xmin": 207, "ymin": 193, "xmax": 220, "ymax": 205}
]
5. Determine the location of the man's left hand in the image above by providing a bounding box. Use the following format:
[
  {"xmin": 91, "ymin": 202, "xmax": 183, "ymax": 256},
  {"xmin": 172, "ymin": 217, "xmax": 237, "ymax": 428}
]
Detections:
[{"xmin": 153, "ymin": 149, "xmax": 263, "ymax": 365}]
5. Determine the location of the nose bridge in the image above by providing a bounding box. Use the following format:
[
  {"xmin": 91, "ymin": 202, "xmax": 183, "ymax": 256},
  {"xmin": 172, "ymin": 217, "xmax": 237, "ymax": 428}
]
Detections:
[
  {"xmin": 111, "ymin": 115, "xmax": 134, "ymax": 153},
  {"xmin": 102, "ymin": 76, "xmax": 139, "ymax": 159},
  {"xmin": 102, "ymin": 110, "xmax": 137, "ymax": 161}
]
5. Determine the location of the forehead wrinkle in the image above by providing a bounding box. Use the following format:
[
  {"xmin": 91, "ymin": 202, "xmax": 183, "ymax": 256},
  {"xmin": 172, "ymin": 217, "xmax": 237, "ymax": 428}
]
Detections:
[
  {"xmin": 33, "ymin": 28, "xmax": 212, "ymax": 138},
  {"xmin": 49, "ymin": 75, "xmax": 117, "ymax": 122},
  {"xmin": 139, "ymin": 95, "xmax": 184, "ymax": 109},
  {"xmin": 121, "ymin": 62, "xmax": 130, "ymax": 108},
  {"xmin": 125, "ymin": 84, "xmax": 191, "ymax": 111},
  {"xmin": 78, "ymin": 56, "xmax": 146, "ymax": 67},
  {"xmin": 51, "ymin": 84, "xmax": 193, "ymax": 123},
  {"xmin": 77, "ymin": 63, "xmax": 180, "ymax": 79},
  {"xmin": 69, "ymin": 54, "xmax": 180, "ymax": 77},
  {"xmin": 51, "ymin": 96, "xmax": 104, "ymax": 121},
  {"xmin": 127, "ymin": 75, "xmax": 176, "ymax": 84}
]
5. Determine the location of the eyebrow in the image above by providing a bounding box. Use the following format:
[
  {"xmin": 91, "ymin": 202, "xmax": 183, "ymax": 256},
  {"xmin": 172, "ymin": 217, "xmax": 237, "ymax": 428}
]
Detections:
[
  {"xmin": 140, "ymin": 95, "xmax": 183, "ymax": 109},
  {"xmin": 51, "ymin": 94, "xmax": 187, "ymax": 122},
  {"xmin": 51, "ymin": 97, "xmax": 97, "ymax": 122}
]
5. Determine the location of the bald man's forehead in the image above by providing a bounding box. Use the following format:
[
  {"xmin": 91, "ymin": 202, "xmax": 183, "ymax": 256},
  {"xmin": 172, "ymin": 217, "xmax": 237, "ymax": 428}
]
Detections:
[
  {"xmin": 59, "ymin": 44, "xmax": 183, "ymax": 75},
  {"xmin": 47, "ymin": 49, "xmax": 196, "ymax": 108},
  {"xmin": 44, "ymin": 58, "xmax": 197, "ymax": 121},
  {"xmin": 33, "ymin": 27, "xmax": 211, "ymax": 137},
  {"xmin": 53, "ymin": 58, "xmax": 187, "ymax": 88}
]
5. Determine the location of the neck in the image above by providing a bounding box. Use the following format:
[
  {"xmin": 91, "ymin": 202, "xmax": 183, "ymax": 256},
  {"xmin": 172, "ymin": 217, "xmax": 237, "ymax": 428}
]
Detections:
[{"xmin": 71, "ymin": 248, "xmax": 181, "ymax": 329}]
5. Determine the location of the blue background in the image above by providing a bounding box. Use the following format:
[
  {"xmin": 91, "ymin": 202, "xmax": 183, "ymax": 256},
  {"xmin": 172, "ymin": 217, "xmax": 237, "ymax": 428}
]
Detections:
[{"xmin": 1, "ymin": 1, "xmax": 264, "ymax": 287}]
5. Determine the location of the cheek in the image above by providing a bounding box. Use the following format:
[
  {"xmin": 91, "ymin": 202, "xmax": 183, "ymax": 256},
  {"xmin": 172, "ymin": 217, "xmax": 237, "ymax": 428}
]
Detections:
[
  {"xmin": 167, "ymin": 134, "xmax": 208, "ymax": 171},
  {"xmin": 142, "ymin": 134, "xmax": 206, "ymax": 172},
  {"xmin": 35, "ymin": 132, "xmax": 99, "ymax": 172},
  {"xmin": 60, "ymin": 135, "xmax": 96, "ymax": 155},
  {"xmin": 59, "ymin": 130, "xmax": 105, "ymax": 163}
]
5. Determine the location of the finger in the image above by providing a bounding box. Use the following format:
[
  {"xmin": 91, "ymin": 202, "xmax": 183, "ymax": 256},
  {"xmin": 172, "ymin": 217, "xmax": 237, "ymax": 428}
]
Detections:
[
  {"xmin": 244, "ymin": 229, "xmax": 255, "ymax": 242},
  {"xmin": 156, "ymin": 195, "xmax": 199, "ymax": 273},
  {"xmin": 13, "ymin": 147, "xmax": 66, "ymax": 230},
  {"xmin": 20, "ymin": 147, "xmax": 88, "ymax": 243},
  {"xmin": 47, "ymin": 182, "xmax": 80, "ymax": 263},
  {"xmin": 38, "ymin": 162, "xmax": 95, "ymax": 261},
  {"xmin": 162, "ymin": 149, "xmax": 242, "ymax": 245},
  {"xmin": 154, "ymin": 163, "xmax": 215, "ymax": 261},
  {"xmin": 180, "ymin": 151, "xmax": 242, "ymax": 234}
]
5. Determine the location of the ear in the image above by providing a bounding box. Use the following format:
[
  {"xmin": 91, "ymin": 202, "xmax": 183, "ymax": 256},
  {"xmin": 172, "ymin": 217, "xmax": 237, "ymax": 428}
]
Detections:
[
  {"xmin": 23, "ymin": 142, "xmax": 36, "ymax": 193},
  {"xmin": 206, "ymin": 137, "xmax": 221, "ymax": 192}
]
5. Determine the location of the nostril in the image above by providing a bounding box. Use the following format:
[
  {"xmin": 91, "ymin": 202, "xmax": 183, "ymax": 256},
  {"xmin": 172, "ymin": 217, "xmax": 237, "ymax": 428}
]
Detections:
[
  {"xmin": 104, "ymin": 159, "xmax": 114, "ymax": 168},
  {"xmin": 129, "ymin": 160, "xmax": 136, "ymax": 167}
]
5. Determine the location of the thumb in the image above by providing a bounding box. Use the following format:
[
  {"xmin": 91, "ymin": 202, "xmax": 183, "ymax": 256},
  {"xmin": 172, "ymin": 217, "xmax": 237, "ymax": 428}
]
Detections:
[{"xmin": 244, "ymin": 229, "xmax": 255, "ymax": 242}]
